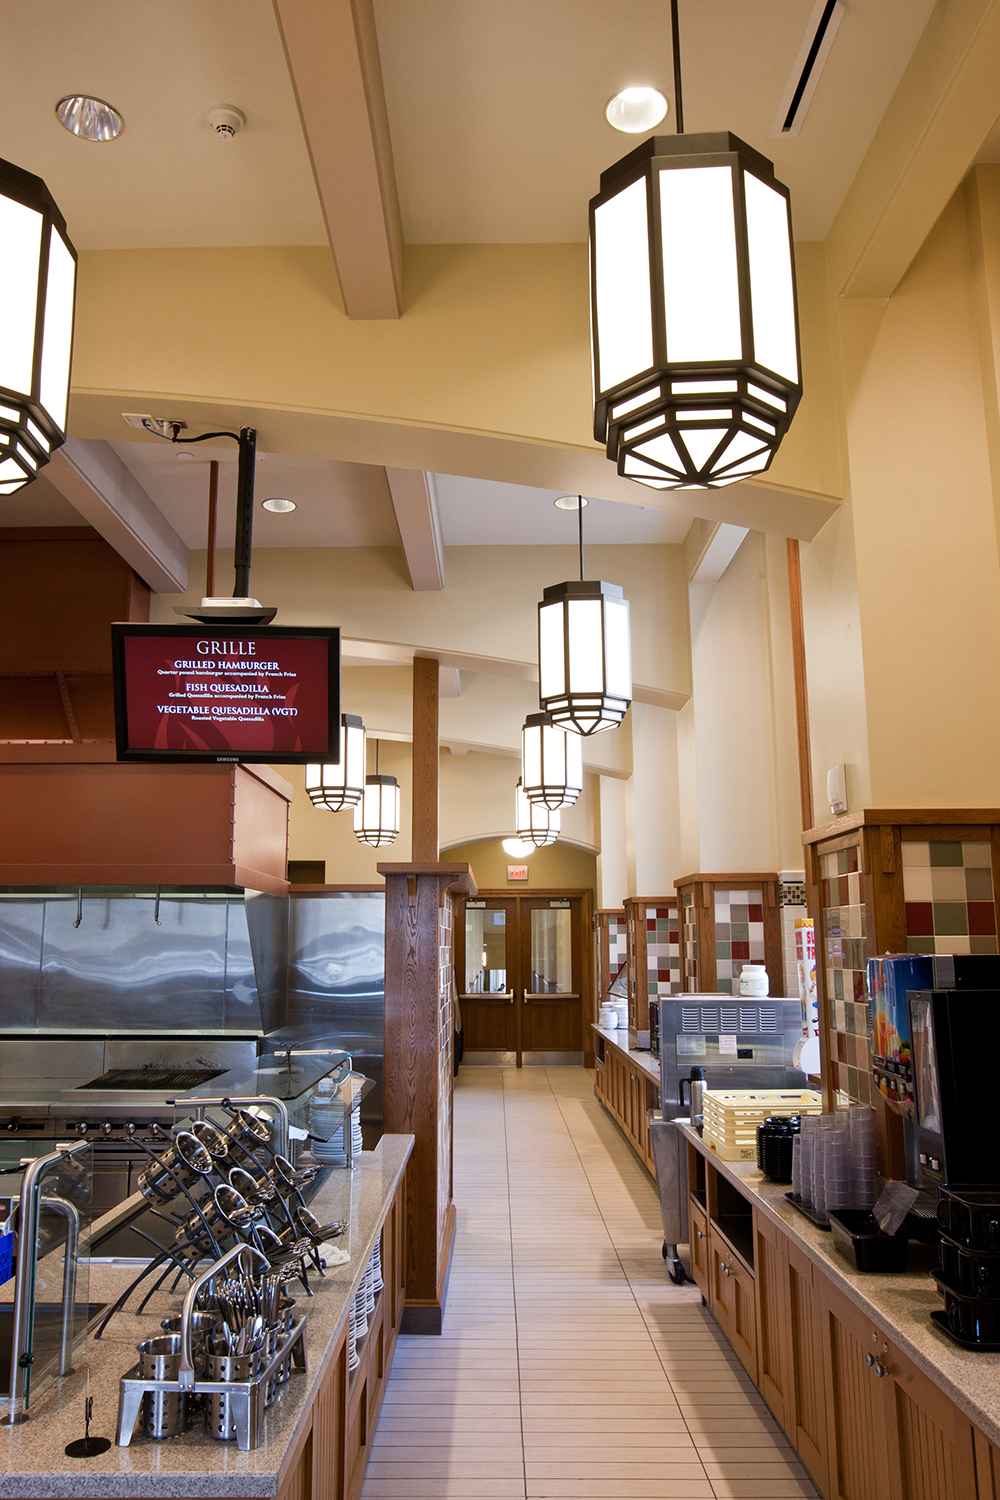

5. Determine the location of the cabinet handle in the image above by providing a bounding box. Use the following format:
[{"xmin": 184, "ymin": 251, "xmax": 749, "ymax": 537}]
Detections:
[
  {"xmin": 873, "ymin": 1359, "xmax": 887, "ymax": 1378},
  {"xmin": 864, "ymin": 1353, "xmax": 874, "ymax": 1367},
  {"xmin": 696, "ymin": 1230, "xmax": 704, "ymax": 1240}
]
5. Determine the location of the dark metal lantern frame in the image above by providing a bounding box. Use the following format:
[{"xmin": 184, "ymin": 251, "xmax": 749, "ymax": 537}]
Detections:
[
  {"xmin": 305, "ymin": 714, "xmax": 365, "ymax": 811},
  {"xmin": 521, "ymin": 711, "xmax": 583, "ymax": 810},
  {"xmin": 514, "ymin": 778, "xmax": 560, "ymax": 848},
  {"xmin": 590, "ymin": 133, "xmax": 801, "ymax": 491},
  {"xmin": 537, "ymin": 579, "xmax": 632, "ymax": 736},
  {"xmin": 354, "ymin": 774, "xmax": 400, "ymax": 848},
  {"xmin": 0, "ymin": 156, "xmax": 78, "ymax": 493}
]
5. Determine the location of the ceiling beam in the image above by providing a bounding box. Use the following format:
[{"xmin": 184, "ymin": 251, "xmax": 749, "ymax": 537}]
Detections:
[
  {"xmin": 272, "ymin": 0, "xmax": 403, "ymax": 320},
  {"xmin": 827, "ymin": 0, "xmax": 1000, "ymax": 299},
  {"xmin": 384, "ymin": 468, "xmax": 445, "ymax": 590},
  {"xmin": 45, "ymin": 440, "xmax": 188, "ymax": 594},
  {"xmin": 685, "ymin": 521, "xmax": 749, "ymax": 584}
]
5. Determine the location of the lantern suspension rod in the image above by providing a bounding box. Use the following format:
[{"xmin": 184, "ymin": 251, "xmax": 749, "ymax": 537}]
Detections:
[
  {"xmin": 670, "ymin": 0, "xmax": 684, "ymax": 134},
  {"xmin": 578, "ymin": 498, "xmax": 585, "ymax": 582}
]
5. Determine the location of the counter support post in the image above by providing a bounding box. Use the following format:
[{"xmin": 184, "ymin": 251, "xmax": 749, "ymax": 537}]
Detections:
[{"xmin": 378, "ymin": 861, "xmax": 476, "ymax": 1333}]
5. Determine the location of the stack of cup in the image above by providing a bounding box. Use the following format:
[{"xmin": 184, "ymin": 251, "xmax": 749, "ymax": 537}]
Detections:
[
  {"xmin": 819, "ymin": 1114, "xmax": 853, "ymax": 1213},
  {"xmin": 849, "ymin": 1105, "xmax": 878, "ymax": 1207}
]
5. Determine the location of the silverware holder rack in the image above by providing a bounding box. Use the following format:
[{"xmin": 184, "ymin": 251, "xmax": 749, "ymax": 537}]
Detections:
[{"xmin": 116, "ymin": 1317, "xmax": 307, "ymax": 1452}]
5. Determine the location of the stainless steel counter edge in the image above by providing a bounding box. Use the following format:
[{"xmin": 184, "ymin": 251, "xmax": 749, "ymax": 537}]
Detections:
[
  {"xmin": 0, "ymin": 1134, "xmax": 414, "ymax": 1499},
  {"xmin": 592, "ymin": 1024, "xmax": 660, "ymax": 1086},
  {"xmin": 678, "ymin": 1121, "xmax": 1000, "ymax": 1451}
]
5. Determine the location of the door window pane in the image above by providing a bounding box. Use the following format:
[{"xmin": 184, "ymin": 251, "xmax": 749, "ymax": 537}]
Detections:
[
  {"xmin": 530, "ymin": 909, "xmax": 573, "ymax": 993},
  {"xmin": 464, "ymin": 909, "xmax": 507, "ymax": 993}
]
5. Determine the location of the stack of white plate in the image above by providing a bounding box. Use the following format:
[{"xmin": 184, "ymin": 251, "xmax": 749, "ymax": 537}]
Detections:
[
  {"xmin": 372, "ymin": 1239, "xmax": 383, "ymax": 1295},
  {"xmin": 309, "ymin": 1103, "xmax": 363, "ymax": 1165},
  {"xmin": 347, "ymin": 1306, "xmax": 359, "ymax": 1372},
  {"xmin": 353, "ymin": 1283, "xmax": 368, "ymax": 1340}
]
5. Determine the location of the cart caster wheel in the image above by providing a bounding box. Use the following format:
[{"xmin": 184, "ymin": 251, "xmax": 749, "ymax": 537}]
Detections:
[
  {"xmin": 668, "ymin": 1261, "xmax": 687, "ymax": 1285},
  {"xmin": 661, "ymin": 1242, "xmax": 668, "ymax": 1259}
]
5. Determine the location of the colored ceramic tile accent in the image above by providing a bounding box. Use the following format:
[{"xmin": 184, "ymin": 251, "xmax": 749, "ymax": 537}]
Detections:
[
  {"xmin": 644, "ymin": 904, "xmax": 680, "ymax": 997},
  {"xmin": 714, "ymin": 887, "xmax": 765, "ymax": 994},
  {"xmin": 902, "ymin": 840, "xmax": 998, "ymax": 957},
  {"xmin": 819, "ymin": 844, "xmax": 871, "ymax": 1106},
  {"xmin": 606, "ymin": 915, "xmax": 628, "ymax": 988},
  {"xmin": 681, "ymin": 891, "xmax": 698, "ymax": 989}
]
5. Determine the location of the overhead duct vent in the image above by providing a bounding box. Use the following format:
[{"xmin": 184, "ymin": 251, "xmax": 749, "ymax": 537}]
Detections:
[{"xmin": 771, "ymin": 0, "xmax": 846, "ymax": 138}]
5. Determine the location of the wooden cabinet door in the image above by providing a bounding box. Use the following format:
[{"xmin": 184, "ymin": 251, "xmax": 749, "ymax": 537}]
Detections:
[
  {"xmin": 974, "ymin": 1429, "xmax": 1000, "ymax": 1498},
  {"xmin": 820, "ymin": 1280, "xmax": 892, "ymax": 1500},
  {"xmin": 883, "ymin": 1336, "xmax": 977, "ymax": 1500},
  {"xmin": 754, "ymin": 1211, "xmax": 789, "ymax": 1430},
  {"xmin": 709, "ymin": 1228, "xmax": 757, "ymax": 1384},
  {"xmin": 689, "ymin": 1196, "xmax": 709, "ymax": 1296},
  {"xmin": 785, "ymin": 1240, "xmax": 828, "ymax": 1493}
]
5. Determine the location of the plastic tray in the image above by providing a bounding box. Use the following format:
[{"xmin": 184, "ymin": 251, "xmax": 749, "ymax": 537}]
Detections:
[
  {"xmin": 785, "ymin": 1192, "xmax": 830, "ymax": 1230},
  {"xmin": 702, "ymin": 1090, "xmax": 822, "ymax": 1162},
  {"xmin": 828, "ymin": 1210, "xmax": 909, "ymax": 1272},
  {"xmin": 930, "ymin": 1308, "xmax": 1000, "ymax": 1352}
]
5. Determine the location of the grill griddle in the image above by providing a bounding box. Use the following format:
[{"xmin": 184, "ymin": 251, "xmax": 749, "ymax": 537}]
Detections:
[{"xmin": 77, "ymin": 1067, "xmax": 224, "ymax": 1092}]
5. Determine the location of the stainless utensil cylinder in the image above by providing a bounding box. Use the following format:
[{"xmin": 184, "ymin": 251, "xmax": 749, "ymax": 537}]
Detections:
[
  {"xmin": 137, "ymin": 1336, "xmax": 189, "ymax": 1439},
  {"xmin": 206, "ymin": 1351, "xmax": 258, "ymax": 1440}
]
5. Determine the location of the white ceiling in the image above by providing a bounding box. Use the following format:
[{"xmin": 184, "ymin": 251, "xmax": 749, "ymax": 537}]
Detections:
[
  {"xmin": 434, "ymin": 475, "xmax": 690, "ymax": 545},
  {"xmin": 376, "ymin": 0, "xmax": 936, "ymax": 243},
  {"xmin": 0, "ymin": 441, "xmax": 692, "ymax": 548},
  {"xmin": 0, "ymin": 0, "xmax": 935, "ymax": 249},
  {"xmin": 108, "ymin": 442, "xmax": 402, "ymax": 549},
  {"xmin": 0, "ymin": 0, "xmax": 325, "ymax": 248}
]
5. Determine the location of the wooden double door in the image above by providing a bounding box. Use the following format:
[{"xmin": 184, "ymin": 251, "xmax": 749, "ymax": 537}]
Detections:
[{"xmin": 456, "ymin": 891, "xmax": 592, "ymax": 1065}]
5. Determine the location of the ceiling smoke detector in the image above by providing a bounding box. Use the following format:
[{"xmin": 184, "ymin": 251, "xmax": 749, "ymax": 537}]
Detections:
[{"xmin": 207, "ymin": 106, "xmax": 245, "ymax": 141}]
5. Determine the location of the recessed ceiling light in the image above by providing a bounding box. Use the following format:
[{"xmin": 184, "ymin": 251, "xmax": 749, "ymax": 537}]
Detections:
[
  {"xmin": 262, "ymin": 496, "xmax": 295, "ymax": 513},
  {"xmin": 605, "ymin": 87, "xmax": 668, "ymax": 134},
  {"xmin": 553, "ymin": 494, "xmax": 588, "ymax": 510},
  {"xmin": 56, "ymin": 95, "xmax": 124, "ymax": 142},
  {"xmin": 176, "ymin": 451, "xmax": 194, "ymax": 461},
  {"xmin": 502, "ymin": 838, "xmax": 534, "ymax": 858}
]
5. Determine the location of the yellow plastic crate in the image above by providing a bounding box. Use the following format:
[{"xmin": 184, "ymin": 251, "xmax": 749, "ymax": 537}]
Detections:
[{"xmin": 701, "ymin": 1089, "xmax": 822, "ymax": 1162}]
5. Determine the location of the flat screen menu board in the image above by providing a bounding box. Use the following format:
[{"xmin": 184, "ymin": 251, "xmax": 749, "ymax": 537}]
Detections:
[{"xmin": 111, "ymin": 624, "xmax": 340, "ymax": 763}]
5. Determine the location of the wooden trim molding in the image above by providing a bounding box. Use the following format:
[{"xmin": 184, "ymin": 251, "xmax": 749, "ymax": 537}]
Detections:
[{"xmin": 786, "ymin": 538, "xmax": 814, "ymax": 833}]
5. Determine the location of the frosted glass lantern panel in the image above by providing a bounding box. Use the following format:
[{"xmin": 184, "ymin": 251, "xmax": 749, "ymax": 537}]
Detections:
[
  {"xmin": 604, "ymin": 599, "xmax": 632, "ymax": 700},
  {"xmin": 538, "ymin": 601, "xmax": 565, "ymax": 700},
  {"xmin": 39, "ymin": 228, "xmax": 76, "ymax": 432},
  {"xmin": 566, "ymin": 598, "xmax": 605, "ymax": 693},
  {"xmin": 744, "ymin": 172, "xmax": 797, "ymax": 384},
  {"xmin": 660, "ymin": 166, "xmax": 742, "ymax": 364},
  {"xmin": 593, "ymin": 179, "xmax": 654, "ymax": 394},
  {"xmin": 529, "ymin": 909, "xmax": 573, "ymax": 994},
  {"xmin": 0, "ymin": 196, "xmax": 42, "ymax": 398}
]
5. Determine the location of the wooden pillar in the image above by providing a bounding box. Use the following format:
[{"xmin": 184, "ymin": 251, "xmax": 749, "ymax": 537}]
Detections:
[
  {"xmin": 411, "ymin": 656, "xmax": 439, "ymax": 862},
  {"xmin": 378, "ymin": 859, "xmax": 476, "ymax": 1334}
]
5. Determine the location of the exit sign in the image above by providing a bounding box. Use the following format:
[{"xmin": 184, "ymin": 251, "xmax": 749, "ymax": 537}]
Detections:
[{"xmin": 507, "ymin": 865, "xmax": 528, "ymax": 881}]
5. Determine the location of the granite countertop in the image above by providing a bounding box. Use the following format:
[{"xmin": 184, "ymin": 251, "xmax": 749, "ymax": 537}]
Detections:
[
  {"xmin": 678, "ymin": 1121, "xmax": 1000, "ymax": 1449},
  {"xmin": 592, "ymin": 1023, "xmax": 660, "ymax": 1086},
  {"xmin": 0, "ymin": 1135, "xmax": 413, "ymax": 1498}
]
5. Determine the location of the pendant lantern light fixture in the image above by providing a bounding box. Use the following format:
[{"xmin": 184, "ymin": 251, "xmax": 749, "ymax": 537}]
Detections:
[
  {"xmin": 538, "ymin": 496, "xmax": 632, "ymax": 736},
  {"xmin": 521, "ymin": 711, "xmax": 583, "ymax": 809},
  {"xmin": 354, "ymin": 739, "xmax": 400, "ymax": 848},
  {"xmin": 514, "ymin": 778, "xmax": 560, "ymax": 848},
  {"xmin": 589, "ymin": 2, "xmax": 801, "ymax": 491},
  {"xmin": 305, "ymin": 713, "xmax": 366, "ymax": 812},
  {"xmin": 0, "ymin": 157, "xmax": 77, "ymax": 495}
]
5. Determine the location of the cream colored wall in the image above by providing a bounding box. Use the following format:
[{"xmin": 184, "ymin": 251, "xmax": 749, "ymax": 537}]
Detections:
[
  {"xmin": 799, "ymin": 496, "xmax": 872, "ymax": 819},
  {"xmin": 684, "ymin": 533, "xmax": 804, "ymax": 871},
  {"xmin": 628, "ymin": 703, "xmax": 682, "ymax": 896},
  {"xmin": 437, "ymin": 751, "xmax": 599, "ymax": 851},
  {"xmin": 153, "ymin": 543, "xmax": 690, "ymax": 711},
  {"xmin": 839, "ymin": 188, "xmax": 1000, "ymax": 805},
  {"xmin": 70, "ymin": 242, "xmax": 841, "ymax": 535}
]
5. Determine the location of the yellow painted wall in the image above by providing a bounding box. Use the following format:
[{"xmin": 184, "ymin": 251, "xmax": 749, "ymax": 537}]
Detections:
[
  {"xmin": 442, "ymin": 837, "xmax": 597, "ymax": 898},
  {"xmin": 153, "ymin": 543, "xmax": 691, "ymax": 708},
  {"xmin": 839, "ymin": 188, "xmax": 1000, "ymax": 805},
  {"xmin": 69, "ymin": 241, "xmax": 842, "ymax": 531}
]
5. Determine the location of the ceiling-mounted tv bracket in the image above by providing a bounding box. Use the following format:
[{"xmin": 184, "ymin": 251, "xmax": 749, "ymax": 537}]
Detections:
[{"xmin": 141, "ymin": 419, "xmax": 277, "ymax": 624}]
